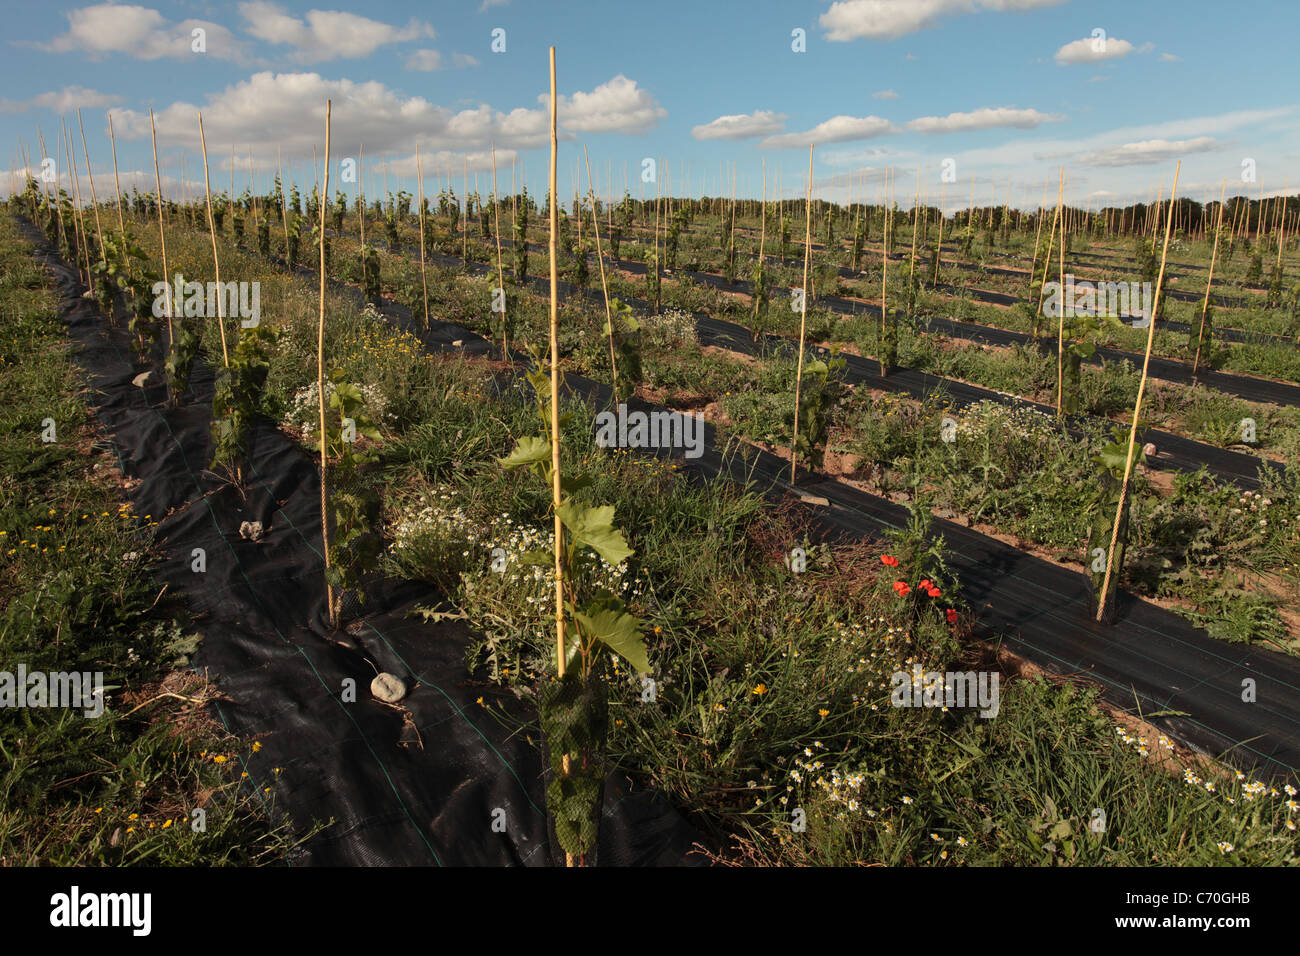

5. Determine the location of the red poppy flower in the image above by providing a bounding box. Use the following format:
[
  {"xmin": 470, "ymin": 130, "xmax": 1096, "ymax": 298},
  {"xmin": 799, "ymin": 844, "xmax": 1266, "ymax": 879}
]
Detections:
[
  {"xmin": 881, "ymin": 555, "xmax": 899, "ymax": 568},
  {"xmin": 927, "ymin": 587, "xmax": 942, "ymax": 598},
  {"xmin": 919, "ymin": 579, "xmax": 932, "ymax": 590},
  {"xmin": 945, "ymin": 608, "xmax": 958, "ymax": 624},
  {"xmin": 894, "ymin": 581, "xmax": 911, "ymax": 596}
]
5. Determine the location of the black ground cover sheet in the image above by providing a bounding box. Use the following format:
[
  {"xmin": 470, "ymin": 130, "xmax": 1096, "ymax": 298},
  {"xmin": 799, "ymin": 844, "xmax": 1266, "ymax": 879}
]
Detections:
[
  {"xmin": 309, "ymin": 231, "xmax": 1300, "ymax": 782},
  {"xmin": 351, "ymin": 234, "xmax": 1282, "ymax": 493},
  {"xmin": 23, "ymin": 221, "xmax": 703, "ymax": 867}
]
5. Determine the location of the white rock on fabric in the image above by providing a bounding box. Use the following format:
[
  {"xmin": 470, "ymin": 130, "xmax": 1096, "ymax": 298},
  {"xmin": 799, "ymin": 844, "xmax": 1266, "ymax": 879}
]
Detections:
[
  {"xmin": 371, "ymin": 673, "xmax": 407, "ymax": 703},
  {"xmin": 239, "ymin": 520, "xmax": 265, "ymax": 541},
  {"xmin": 132, "ymin": 371, "xmax": 155, "ymax": 388}
]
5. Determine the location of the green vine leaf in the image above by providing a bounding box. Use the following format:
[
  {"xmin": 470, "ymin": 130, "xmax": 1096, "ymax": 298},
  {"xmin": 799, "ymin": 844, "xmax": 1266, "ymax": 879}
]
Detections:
[
  {"xmin": 556, "ymin": 501, "xmax": 634, "ymax": 567},
  {"xmin": 574, "ymin": 604, "xmax": 649, "ymax": 673},
  {"xmin": 499, "ymin": 435, "xmax": 551, "ymax": 470}
]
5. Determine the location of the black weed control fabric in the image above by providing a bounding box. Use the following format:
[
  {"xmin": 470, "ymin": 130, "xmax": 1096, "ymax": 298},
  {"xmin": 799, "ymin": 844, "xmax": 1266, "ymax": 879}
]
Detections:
[
  {"xmin": 23, "ymin": 221, "xmax": 704, "ymax": 867},
  {"xmin": 278, "ymin": 236, "xmax": 1300, "ymax": 781},
  {"xmin": 490, "ymin": 233, "xmax": 1299, "ymax": 403},
  {"xmin": 362, "ymin": 236, "xmax": 1279, "ymax": 493}
]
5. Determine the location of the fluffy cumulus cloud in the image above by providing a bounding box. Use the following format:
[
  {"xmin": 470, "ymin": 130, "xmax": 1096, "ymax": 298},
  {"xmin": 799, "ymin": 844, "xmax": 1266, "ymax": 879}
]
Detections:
[
  {"xmin": 238, "ymin": 2, "xmax": 434, "ymax": 63},
  {"xmin": 906, "ymin": 106, "xmax": 1063, "ymax": 133},
  {"xmin": 691, "ymin": 110, "xmax": 787, "ymax": 140},
  {"xmin": 40, "ymin": 3, "xmax": 243, "ymax": 60},
  {"xmin": 1054, "ymin": 35, "xmax": 1136, "ymax": 64},
  {"xmin": 761, "ymin": 115, "xmax": 897, "ymax": 149},
  {"xmin": 1078, "ymin": 137, "xmax": 1220, "ymax": 167},
  {"xmin": 0, "ymin": 86, "xmax": 122, "ymax": 115},
  {"xmin": 546, "ymin": 75, "xmax": 667, "ymax": 134},
  {"xmin": 872, "ymin": 89, "xmax": 900, "ymax": 100},
  {"xmin": 107, "ymin": 71, "xmax": 662, "ymax": 164},
  {"xmin": 820, "ymin": 0, "xmax": 1064, "ymax": 41}
]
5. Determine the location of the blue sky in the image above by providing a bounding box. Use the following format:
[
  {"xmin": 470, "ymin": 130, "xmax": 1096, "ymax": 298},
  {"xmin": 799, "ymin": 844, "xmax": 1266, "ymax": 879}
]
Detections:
[{"xmin": 2, "ymin": 0, "xmax": 1296, "ymax": 212}]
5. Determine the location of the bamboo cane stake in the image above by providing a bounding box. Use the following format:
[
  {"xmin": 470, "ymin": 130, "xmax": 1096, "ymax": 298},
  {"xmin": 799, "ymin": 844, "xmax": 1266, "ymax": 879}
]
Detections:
[
  {"xmin": 936, "ymin": 178, "xmax": 945, "ymax": 277},
  {"xmin": 880, "ymin": 167, "xmax": 889, "ymax": 365},
  {"xmin": 76, "ymin": 109, "xmax": 105, "ymax": 265},
  {"xmin": 62, "ymin": 120, "xmax": 90, "ymax": 286},
  {"xmin": 755, "ymin": 157, "xmax": 766, "ymax": 319},
  {"xmin": 1275, "ymin": 178, "xmax": 1289, "ymax": 276},
  {"xmin": 148, "ymin": 110, "xmax": 174, "ymax": 342},
  {"xmin": 1095, "ymin": 163, "xmax": 1180, "ymax": 623},
  {"xmin": 491, "ymin": 142, "xmax": 508, "ymax": 359},
  {"xmin": 416, "ymin": 145, "xmax": 430, "ymax": 330},
  {"xmin": 584, "ymin": 145, "xmax": 618, "ymax": 403},
  {"xmin": 547, "ymin": 46, "xmax": 565, "ymax": 682},
  {"xmin": 197, "ymin": 113, "xmax": 230, "ymax": 367},
  {"xmin": 105, "ymin": 111, "xmax": 124, "ymax": 238},
  {"xmin": 278, "ymin": 145, "xmax": 289, "ymax": 256},
  {"xmin": 1193, "ymin": 180, "xmax": 1226, "ymax": 375},
  {"xmin": 317, "ymin": 99, "xmax": 335, "ymax": 628},
  {"xmin": 1037, "ymin": 169, "xmax": 1063, "ymax": 338},
  {"xmin": 909, "ymin": 165, "xmax": 920, "ymax": 281},
  {"xmin": 790, "ymin": 144, "xmax": 814, "ymax": 485},
  {"xmin": 545, "ymin": 48, "xmax": 573, "ymax": 869},
  {"xmin": 1056, "ymin": 170, "xmax": 1066, "ymax": 415},
  {"xmin": 36, "ymin": 126, "xmax": 55, "ymax": 221},
  {"xmin": 67, "ymin": 123, "xmax": 91, "ymax": 284}
]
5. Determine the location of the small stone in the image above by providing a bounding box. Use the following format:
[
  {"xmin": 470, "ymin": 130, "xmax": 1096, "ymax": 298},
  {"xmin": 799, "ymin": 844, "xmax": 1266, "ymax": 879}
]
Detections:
[
  {"xmin": 1142, "ymin": 442, "xmax": 1157, "ymax": 458},
  {"xmin": 452, "ymin": 339, "xmax": 464, "ymax": 347},
  {"xmin": 239, "ymin": 520, "xmax": 265, "ymax": 541},
  {"xmin": 132, "ymin": 371, "xmax": 154, "ymax": 388},
  {"xmin": 371, "ymin": 673, "xmax": 406, "ymax": 703}
]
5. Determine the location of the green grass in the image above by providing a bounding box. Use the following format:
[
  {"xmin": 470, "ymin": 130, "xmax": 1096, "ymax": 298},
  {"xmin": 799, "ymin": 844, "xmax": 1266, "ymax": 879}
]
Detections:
[
  {"xmin": 31, "ymin": 199, "xmax": 1300, "ymax": 865},
  {"xmin": 0, "ymin": 211, "xmax": 293, "ymax": 865}
]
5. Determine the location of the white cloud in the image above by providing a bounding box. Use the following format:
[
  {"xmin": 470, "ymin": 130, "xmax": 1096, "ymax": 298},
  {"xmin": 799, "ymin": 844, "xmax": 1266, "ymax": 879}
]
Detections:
[
  {"xmin": 872, "ymin": 89, "xmax": 900, "ymax": 100},
  {"xmin": 820, "ymin": 0, "xmax": 1065, "ymax": 42},
  {"xmin": 1054, "ymin": 36, "xmax": 1136, "ymax": 64},
  {"xmin": 906, "ymin": 106, "xmax": 1063, "ymax": 133},
  {"xmin": 1078, "ymin": 137, "xmax": 1221, "ymax": 167},
  {"xmin": 761, "ymin": 115, "xmax": 898, "ymax": 149},
  {"xmin": 546, "ymin": 75, "xmax": 666, "ymax": 134},
  {"xmin": 1160, "ymin": 52, "xmax": 1181, "ymax": 62},
  {"xmin": 107, "ymin": 70, "xmax": 660, "ymax": 163},
  {"xmin": 238, "ymin": 2, "xmax": 434, "ymax": 63},
  {"xmin": 40, "ymin": 4, "xmax": 243, "ymax": 61},
  {"xmin": 0, "ymin": 86, "xmax": 122, "ymax": 115},
  {"xmin": 691, "ymin": 110, "xmax": 787, "ymax": 140},
  {"xmin": 405, "ymin": 49, "xmax": 479, "ymax": 71},
  {"xmin": 479, "ymin": 0, "xmax": 510, "ymax": 9}
]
